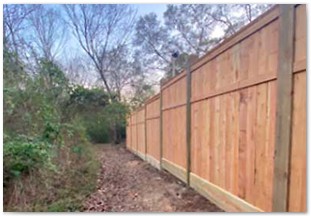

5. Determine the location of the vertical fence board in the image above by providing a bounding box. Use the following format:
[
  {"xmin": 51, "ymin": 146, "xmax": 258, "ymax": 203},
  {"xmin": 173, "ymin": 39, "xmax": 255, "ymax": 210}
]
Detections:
[
  {"xmin": 238, "ymin": 89, "xmax": 247, "ymax": 199},
  {"xmin": 287, "ymin": 4, "xmax": 306, "ymax": 211},
  {"xmin": 126, "ymin": 4, "xmax": 305, "ymax": 212},
  {"xmin": 288, "ymin": 72, "xmax": 306, "ymax": 212},
  {"xmin": 245, "ymin": 86, "xmax": 257, "ymax": 205}
]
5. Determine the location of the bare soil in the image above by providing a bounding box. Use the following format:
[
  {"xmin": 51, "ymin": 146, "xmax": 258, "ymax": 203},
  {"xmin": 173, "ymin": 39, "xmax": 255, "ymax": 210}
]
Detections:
[{"xmin": 83, "ymin": 144, "xmax": 223, "ymax": 212}]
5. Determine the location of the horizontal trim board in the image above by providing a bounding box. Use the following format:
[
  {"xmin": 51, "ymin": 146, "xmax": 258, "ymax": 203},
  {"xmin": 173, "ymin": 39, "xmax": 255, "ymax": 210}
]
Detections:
[
  {"xmin": 162, "ymin": 158, "xmax": 187, "ymax": 183},
  {"xmin": 128, "ymin": 147, "xmax": 145, "ymax": 161},
  {"xmin": 191, "ymin": 73, "xmax": 277, "ymax": 104},
  {"xmin": 161, "ymin": 72, "xmax": 186, "ymax": 90},
  {"xmin": 128, "ymin": 122, "xmax": 145, "ymax": 126},
  {"xmin": 162, "ymin": 103, "xmax": 187, "ymax": 112},
  {"xmin": 293, "ymin": 59, "xmax": 306, "ymax": 73},
  {"xmin": 146, "ymin": 116, "xmax": 160, "ymax": 121},
  {"xmin": 136, "ymin": 150, "xmax": 146, "ymax": 161},
  {"xmin": 136, "ymin": 121, "xmax": 145, "ymax": 125},
  {"xmin": 145, "ymin": 154, "xmax": 161, "ymax": 170},
  {"xmin": 136, "ymin": 106, "xmax": 145, "ymax": 112},
  {"xmin": 145, "ymin": 93, "xmax": 160, "ymax": 104},
  {"xmin": 190, "ymin": 173, "xmax": 264, "ymax": 212},
  {"xmin": 127, "ymin": 148, "xmax": 138, "ymax": 155},
  {"xmin": 190, "ymin": 7, "xmax": 279, "ymax": 75}
]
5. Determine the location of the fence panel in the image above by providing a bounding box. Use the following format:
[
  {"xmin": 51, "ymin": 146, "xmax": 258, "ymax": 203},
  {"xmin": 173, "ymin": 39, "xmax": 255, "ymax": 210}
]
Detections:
[
  {"xmin": 126, "ymin": 117, "xmax": 131, "ymax": 149},
  {"xmin": 162, "ymin": 76, "xmax": 187, "ymax": 182},
  {"xmin": 145, "ymin": 94, "xmax": 161, "ymax": 168},
  {"xmin": 189, "ymin": 12, "xmax": 279, "ymax": 211},
  {"xmin": 125, "ymin": 4, "xmax": 306, "ymax": 212},
  {"xmin": 136, "ymin": 108, "xmax": 145, "ymax": 159},
  {"xmin": 288, "ymin": 4, "xmax": 306, "ymax": 212},
  {"xmin": 130, "ymin": 112, "xmax": 137, "ymax": 152}
]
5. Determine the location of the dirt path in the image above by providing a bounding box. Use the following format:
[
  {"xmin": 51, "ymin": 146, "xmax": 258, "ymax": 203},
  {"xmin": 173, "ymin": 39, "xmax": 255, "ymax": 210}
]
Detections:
[{"xmin": 83, "ymin": 144, "xmax": 223, "ymax": 212}]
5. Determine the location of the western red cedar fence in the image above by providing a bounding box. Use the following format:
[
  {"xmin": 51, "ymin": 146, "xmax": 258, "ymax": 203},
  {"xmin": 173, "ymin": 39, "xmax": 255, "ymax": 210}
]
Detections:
[{"xmin": 126, "ymin": 4, "xmax": 306, "ymax": 212}]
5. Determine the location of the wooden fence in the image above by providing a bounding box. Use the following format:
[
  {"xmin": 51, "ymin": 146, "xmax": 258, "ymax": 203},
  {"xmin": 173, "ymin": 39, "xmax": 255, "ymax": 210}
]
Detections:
[{"xmin": 126, "ymin": 4, "xmax": 306, "ymax": 212}]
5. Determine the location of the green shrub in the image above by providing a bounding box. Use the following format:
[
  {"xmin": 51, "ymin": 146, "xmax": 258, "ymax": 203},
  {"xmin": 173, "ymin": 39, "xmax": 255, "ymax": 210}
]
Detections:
[
  {"xmin": 3, "ymin": 135, "xmax": 55, "ymax": 181},
  {"xmin": 83, "ymin": 116, "xmax": 111, "ymax": 143}
]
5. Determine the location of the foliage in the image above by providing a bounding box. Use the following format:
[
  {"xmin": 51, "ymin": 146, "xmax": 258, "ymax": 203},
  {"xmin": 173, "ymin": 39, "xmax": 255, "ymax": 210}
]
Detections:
[
  {"xmin": 130, "ymin": 80, "xmax": 155, "ymax": 108},
  {"xmin": 64, "ymin": 4, "xmax": 137, "ymax": 97},
  {"xmin": 134, "ymin": 4, "xmax": 272, "ymax": 78},
  {"xmin": 66, "ymin": 85, "xmax": 129, "ymax": 143},
  {"xmin": 68, "ymin": 85, "xmax": 110, "ymax": 110},
  {"xmin": 83, "ymin": 115, "xmax": 111, "ymax": 143},
  {"xmin": 3, "ymin": 50, "xmax": 102, "ymax": 212},
  {"xmin": 3, "ymin": 135, "xmax": 54, "ymax": 182},
  {"xmin": 3, "ymin": 4, "xmax": 273, "ymax": 211}
]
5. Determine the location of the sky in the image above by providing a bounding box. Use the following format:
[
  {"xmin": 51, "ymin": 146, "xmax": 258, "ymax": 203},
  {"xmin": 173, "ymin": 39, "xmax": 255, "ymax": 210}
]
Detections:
[
  {"xmin": 59, "ymin": 4, "xmax": 170, "ymax": 87},
  {"xmin": 135, "ymin": 4, "xmax": 167, "ymax": 18},
  {"xmin": 61, "ymin": 3, "xmax": 169, "ymax": 56}
]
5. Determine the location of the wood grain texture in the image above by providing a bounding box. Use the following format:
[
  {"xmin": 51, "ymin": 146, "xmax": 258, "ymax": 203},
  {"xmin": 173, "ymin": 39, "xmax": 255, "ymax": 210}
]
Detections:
[
  {"xmin": 288, "ymin": 72, "xmax": 306, "ymax": 212},
  {"xmin": 136, "ymin": 109, "xmax": 146, "ymax": 156},
  {"xmin": 126, "ymin": 117, "xmax": 131, "ymax": 149},
  {"xmin": 126, "ymin": 4, "xmax": 305, "ymax": 212},
  {"xmin": 190, "ymin": 173, "xmax": 264, "ymax": 212},
  {"xmin": 186, "ymin": 61, "xmax": 192, "ymax": 185},
  {"xmin": 294, "ymin": 5, "xmax": 306, "ymax": 65},
  {"xmin": 146, "ymin": 118, "xmax": 160, "ymax": 161},
  {"xmin": 162, "ymin": 158, "xmax": 187, "ymax": 183},
  {"xmin": 287, "ymin": 6, "xmax": 306, "ymax": 211},
  {"xmin": 146, "ymin": 97, "xmax": 160, "ymax": 119},
  {"xmin": 145, "ymin": 154, "xmax": 161, "ymax": 170},
  {"xmin": 162, "ymin": 106, "xmax": 187, "ymax": 168},
  {"xmin": 272, "ymin": 4, "xmax": 295, "ymax": 212}
]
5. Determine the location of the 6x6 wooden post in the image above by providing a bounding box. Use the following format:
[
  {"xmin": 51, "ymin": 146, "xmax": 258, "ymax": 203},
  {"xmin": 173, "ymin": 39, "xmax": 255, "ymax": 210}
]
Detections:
[
  {"xmin": 272, "ymin": 4, "xmax": 295, "ymax": 212},
  {"xmin": 186, "ymin": 58, "xmax": 192, "ymax": 186}
]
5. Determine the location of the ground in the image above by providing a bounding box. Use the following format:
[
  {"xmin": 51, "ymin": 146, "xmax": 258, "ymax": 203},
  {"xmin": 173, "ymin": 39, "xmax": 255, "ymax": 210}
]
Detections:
[{"xmin": 83, "ymin": 144, "xmax": 223, "ymax": 212}]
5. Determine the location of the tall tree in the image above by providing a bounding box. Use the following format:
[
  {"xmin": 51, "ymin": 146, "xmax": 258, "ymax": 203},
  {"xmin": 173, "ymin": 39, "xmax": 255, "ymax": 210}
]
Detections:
[
  {"xmin": 134, "ymin": 4, "xmax": 272, "ymax": 79},
  {"xmin": 205, "ymin": 4, "xmax": 272, "ymax": 37},
  {"xmin": 63, "ymin": 53, "xmax": 98, "ymax": 87},
  {"xmin": 134, "ymin": 13, "xmax": 174, "ymax": 71},
  {"xmin": 63, "ymin": 4, "xmax": 137, "ymax": 99},
  {"xmin": 164, "ymin": 4, "xmax": 220, "ymax": 56},
  {"xmin": 27, "ymin": 5, "xmax": 67, "ymax": 62},
  {"xmin": 3, "ymin": 4, "xmax": 37, "ymax": 59}
]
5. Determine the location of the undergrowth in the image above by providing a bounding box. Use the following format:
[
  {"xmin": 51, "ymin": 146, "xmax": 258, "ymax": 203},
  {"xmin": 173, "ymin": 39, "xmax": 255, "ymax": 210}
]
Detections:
[{"xmin": 3, "ymin": 51, "xmax": 103, "ymax": 212}]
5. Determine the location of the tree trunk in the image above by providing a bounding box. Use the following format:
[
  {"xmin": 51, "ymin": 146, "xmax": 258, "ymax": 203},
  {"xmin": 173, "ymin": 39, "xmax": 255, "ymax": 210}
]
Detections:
[{"xmin": 113, "ymin": 121, "xmax": 119, "ymax": 144}]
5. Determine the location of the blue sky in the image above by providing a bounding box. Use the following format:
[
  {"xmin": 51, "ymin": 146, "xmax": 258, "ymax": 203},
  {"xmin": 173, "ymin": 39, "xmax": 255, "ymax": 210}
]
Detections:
[
  {"xmin": 135, "ymin": 4, "xmax": 167, "ymax": 18},
  {"xmin": 60, "ymin": 4, "xmax": 169, "ymax": 58}
]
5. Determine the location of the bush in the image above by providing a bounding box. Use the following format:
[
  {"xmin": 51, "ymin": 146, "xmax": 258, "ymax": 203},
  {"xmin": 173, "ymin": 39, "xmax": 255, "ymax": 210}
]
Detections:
[
  {"xmin": 3, "ymin": 48, "xmax": 129, "ymax": 211},
  {"xmin": 3, "ymin": 135, "xmax": 54, "ymax": 182},
  {"xmin": 3, "ymin": 53, "xmax": 100, "ymax": 212},
  {"xmin": 84, "ymin": 117, "xmax": 111, "ymax": 143}
]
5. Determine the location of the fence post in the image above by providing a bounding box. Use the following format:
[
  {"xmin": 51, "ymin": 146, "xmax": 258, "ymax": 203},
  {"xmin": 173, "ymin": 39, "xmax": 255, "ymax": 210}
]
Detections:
[
  {"xmin": 160, "ymin": 81, "xmax": 163, "ymax": 169},
  {"xmin": 130, "ymin": 114, "xmax": 132, "ymax": 151},
  {"xmin": 136, "ymin": 111, "xmax": 138, "ymax": 154},
  {"xmin": 272, "ymin": 4, "xmax": 295, "ymax": 212},
  {"xmin": 144, "ymin": 104, "xmax": 147, "ymax": 160},
  {"xmin": 186, "ymin": 58, "xmax": 192, "ymax": 186}
]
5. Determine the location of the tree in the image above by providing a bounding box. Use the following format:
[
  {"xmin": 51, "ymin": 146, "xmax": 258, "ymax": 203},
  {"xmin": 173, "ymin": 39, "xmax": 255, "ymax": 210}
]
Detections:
[
  {"xmin": 164, "ymin": 4, "xmax": 272, "ymax": 56},
  {"xmin": 164, "ymin": 4, "xmax": 221, "ymax": 56},
  {"xmin": 204, "ymin": 4, "xmax": 272, "ymax": 37},
  {"xmin": 3, "ymin": 5, "xmax": 35, "ymax": 53},
  {"xmin": 129, "ymin": 76, "xmax": 155, "ymax": 108},
  {"xmin": 27, "ymin": 5, "xmax": 67, "ymax": 62},
  {"xmin": 63, "ymin": 4, "xmax": 137, "ymax": 99},
  {"xmin": 62, "ymin": 53, "xmax": 98, "ymax": 87},
  {"xmin": 134, "ymin": 13, "xmax": 174, "ymax": 72},
  {"xmin": 134, "ymin": 4, "xmax": 272, "ymax": 79}
]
